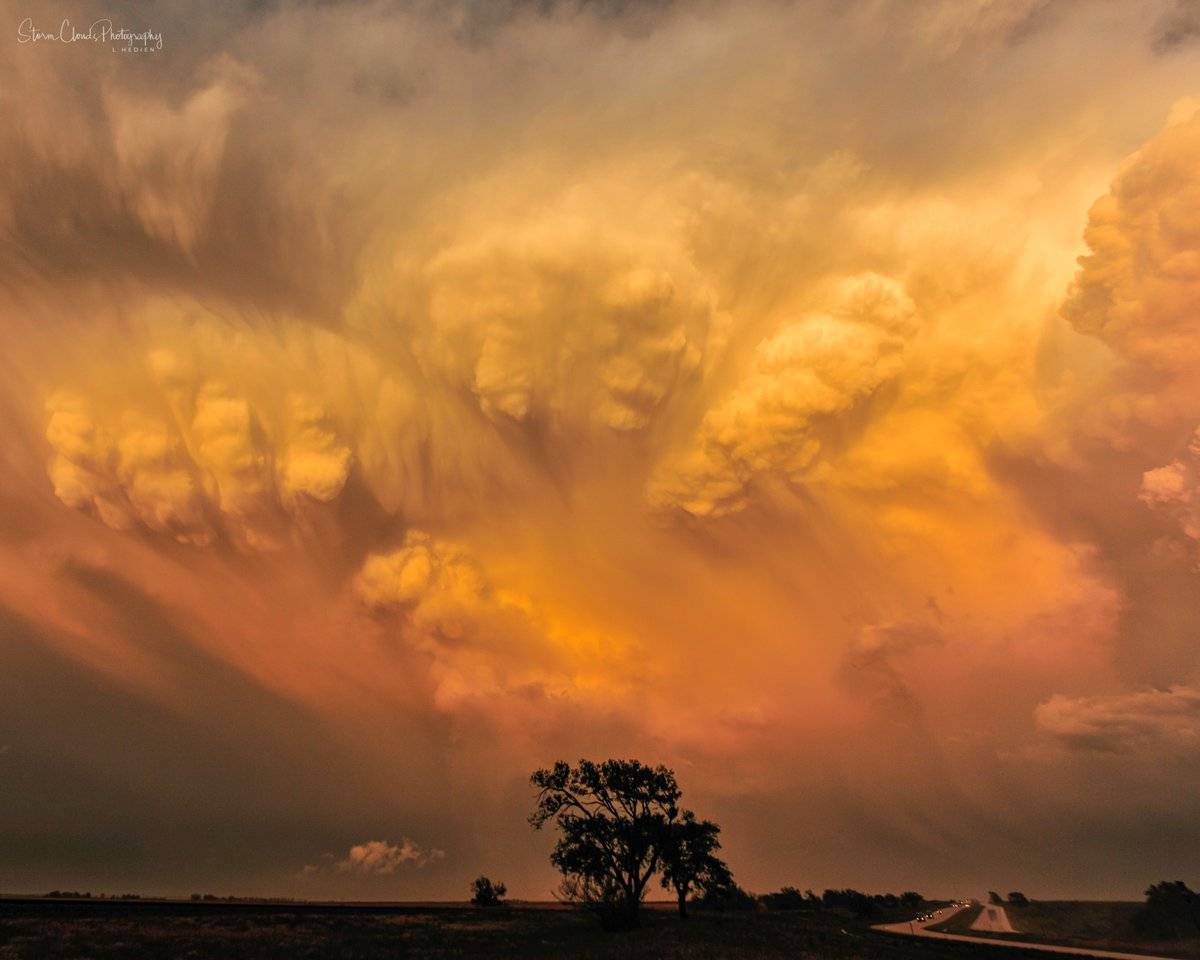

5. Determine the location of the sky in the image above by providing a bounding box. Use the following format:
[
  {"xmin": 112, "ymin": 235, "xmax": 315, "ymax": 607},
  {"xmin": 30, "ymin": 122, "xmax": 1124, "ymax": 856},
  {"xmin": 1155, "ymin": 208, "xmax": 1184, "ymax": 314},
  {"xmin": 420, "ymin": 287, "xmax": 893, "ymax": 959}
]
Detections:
[{"xmin": 2, "ymin": 0, "xmax": 1200, "ymax": 902}]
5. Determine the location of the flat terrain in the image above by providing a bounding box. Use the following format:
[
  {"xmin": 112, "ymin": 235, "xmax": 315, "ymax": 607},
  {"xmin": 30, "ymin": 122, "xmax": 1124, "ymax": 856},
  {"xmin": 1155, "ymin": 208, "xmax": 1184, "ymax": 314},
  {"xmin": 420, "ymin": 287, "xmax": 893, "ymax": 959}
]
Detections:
[
  {"xmin": 0, "ymin": 897, "xmax": 1099, "ymax": 960},
  {"xmin": 882, "ymin": 905, "xmax": 1186, "ymax": 960},
  {"xmin": 1004, "ymin": 902, "xmax": 1200, "ymax": 960},
  {"xmin": 919, "ymin": 902, "xmax": 1200, "ymax": 960}
]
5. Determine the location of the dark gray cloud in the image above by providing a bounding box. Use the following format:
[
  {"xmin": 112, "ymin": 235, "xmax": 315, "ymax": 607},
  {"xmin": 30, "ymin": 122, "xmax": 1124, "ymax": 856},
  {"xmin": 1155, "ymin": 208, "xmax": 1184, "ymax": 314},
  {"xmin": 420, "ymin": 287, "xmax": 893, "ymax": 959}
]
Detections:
[
  {"xmin": 0, "ymin": 573, "xmax": 460, "ymax": 895},
  {"xmin": 1154, "ymin": 0, "xmax": 1200, "ymax": 52}
]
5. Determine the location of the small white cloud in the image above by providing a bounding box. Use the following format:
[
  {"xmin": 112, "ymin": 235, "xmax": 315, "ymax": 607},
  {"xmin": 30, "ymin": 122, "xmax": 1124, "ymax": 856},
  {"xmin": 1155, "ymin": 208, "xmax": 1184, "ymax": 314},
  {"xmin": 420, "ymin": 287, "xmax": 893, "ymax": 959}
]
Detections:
[
  {"xmin": 1140, "ymin": 427, "xmax": 1200, "ymax": 542},
  {"xmin": 336, "ymin": 838, "xmax": 445, "ymax": 875}
]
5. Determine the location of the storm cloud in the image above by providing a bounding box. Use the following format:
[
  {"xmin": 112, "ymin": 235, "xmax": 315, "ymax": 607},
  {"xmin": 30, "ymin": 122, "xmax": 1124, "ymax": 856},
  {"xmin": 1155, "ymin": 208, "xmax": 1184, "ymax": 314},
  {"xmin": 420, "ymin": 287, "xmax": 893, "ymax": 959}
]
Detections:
[{"xmin": 2, "ymin": 0, "xmax": 1200, "ymax": 901}]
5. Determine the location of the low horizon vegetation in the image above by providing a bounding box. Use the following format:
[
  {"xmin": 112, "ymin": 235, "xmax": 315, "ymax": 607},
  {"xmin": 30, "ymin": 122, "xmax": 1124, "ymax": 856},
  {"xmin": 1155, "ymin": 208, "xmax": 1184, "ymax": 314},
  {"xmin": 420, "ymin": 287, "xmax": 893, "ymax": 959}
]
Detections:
[
  {"xmin": 932, "ymin": 883, "xmax": 1200, "ymax": 960},
  {"xmin": 527, "ymin": 758, "xmax": 940, "ymax": 930},
  {"xmin": 0, "ymin": 895, "xmax": 1071, "ymax": 960}
]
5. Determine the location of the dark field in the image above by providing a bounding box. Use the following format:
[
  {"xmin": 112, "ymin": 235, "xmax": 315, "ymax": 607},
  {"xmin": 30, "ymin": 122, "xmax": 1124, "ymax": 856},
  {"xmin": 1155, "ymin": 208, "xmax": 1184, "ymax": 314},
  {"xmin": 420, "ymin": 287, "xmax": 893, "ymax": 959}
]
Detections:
[
  {"xmin": 1003, "ymin": 901, "xmax": 1200, "ymax": 960},
  {"xmin": 930, "ymin": 900, "xmax": 1200, "ymax": 960},
  {"xmin": 0, "ymin": 898, "xmax": 1073, "ymax": 960}
]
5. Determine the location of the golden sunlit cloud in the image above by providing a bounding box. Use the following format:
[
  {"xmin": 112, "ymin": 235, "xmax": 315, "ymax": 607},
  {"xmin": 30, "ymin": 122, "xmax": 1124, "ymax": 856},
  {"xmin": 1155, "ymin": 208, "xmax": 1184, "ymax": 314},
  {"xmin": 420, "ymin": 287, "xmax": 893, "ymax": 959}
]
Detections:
[{"xmin": 3, "ymin": 0, "xmax": 1200, "ymax": 901}]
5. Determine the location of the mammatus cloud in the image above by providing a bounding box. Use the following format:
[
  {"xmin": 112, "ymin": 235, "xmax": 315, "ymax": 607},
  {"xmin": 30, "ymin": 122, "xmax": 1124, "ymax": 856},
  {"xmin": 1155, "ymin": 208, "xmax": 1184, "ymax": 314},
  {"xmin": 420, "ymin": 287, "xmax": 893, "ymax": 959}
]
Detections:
[
  {"xmin": 356, "ymin": 532, "xmax": 518, "ymax": 709},
  {"xmin": 357, "ymin": 530, "xmax": 487, "ymax": 625},
  {"xmin": 354, "ymin": 531, "xmax": 641, "ymax": 715},
  {"xmin": 42, "ymin": 304, "xmax": 356, "ymax": 552},
  {"xmin": 45, "ymin": 384, "xmax": 353, "ymax": 552},
  {"xmin": 1035, "ymin": 686, "xmax": 1200, "ymax": 752},
  {"xmin": 420, "ymin": 220, "xmax": 713, "ymax": 432},
  {"xmin": 46, "ymin": 391, "xmax": 209, "ymax": 543},
  {"xmin": 6, "ymin": 0, "xmax": 1200, "ymax": 901},
  {"xmin": 647, "ymin": 274, "xmax": 916, "ymax": 517}
]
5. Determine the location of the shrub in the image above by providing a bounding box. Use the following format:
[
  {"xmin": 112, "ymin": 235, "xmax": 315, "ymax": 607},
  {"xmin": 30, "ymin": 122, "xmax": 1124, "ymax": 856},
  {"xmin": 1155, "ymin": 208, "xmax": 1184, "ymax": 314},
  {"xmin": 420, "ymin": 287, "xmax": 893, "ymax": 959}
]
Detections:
[
  {"xmin": 1133, "ymin": 881, "xmax": 1200, "ymax": 939},
  {"xmin": 470, "ymin": 875, "xmax": 508, "ymax": 907}
]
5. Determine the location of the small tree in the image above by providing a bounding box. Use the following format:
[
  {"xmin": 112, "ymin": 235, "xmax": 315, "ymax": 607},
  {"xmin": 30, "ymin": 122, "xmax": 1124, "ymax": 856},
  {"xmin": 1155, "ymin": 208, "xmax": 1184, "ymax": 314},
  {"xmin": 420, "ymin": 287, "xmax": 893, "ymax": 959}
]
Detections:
[
  {"xmin": 529, "ymin": 759, "xmax": 681, "ymax": 929},
  {"xmin": 1134, "ymin": 881, "xmax": 1200, "ymax": 939},
  {"xmin": 988, "ymin": 891, "xmax": 1005, "ymax": 905},
  {"xmin": 1008, "ymin": 891, "xmax": 1029, "ymax": 906},
  {"xmin": 660, "ymin": 811, "xmax": 730, "ymax": 918},
  {"xmin": 471, "ymin": 875, "xmax": 507, "ymax": 907},
  {"xmin": 901, "ymin": 891, "xmax": 924, "ymax": 910}
]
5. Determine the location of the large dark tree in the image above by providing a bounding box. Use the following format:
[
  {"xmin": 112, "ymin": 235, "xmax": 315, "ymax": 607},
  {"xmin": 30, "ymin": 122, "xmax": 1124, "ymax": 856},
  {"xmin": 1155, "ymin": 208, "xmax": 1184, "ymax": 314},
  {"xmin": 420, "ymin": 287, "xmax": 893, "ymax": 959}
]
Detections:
[
  {"xmin": 660, "ymin": 811, "xmax": 730, "ymax": 918},
  {"xmin": 1134, "ymin": 881, "xmax": 1200, "ymax": 939},
  {"xmin": 529, "ymin": 759, "xmax": 682, "ymax": 929}
]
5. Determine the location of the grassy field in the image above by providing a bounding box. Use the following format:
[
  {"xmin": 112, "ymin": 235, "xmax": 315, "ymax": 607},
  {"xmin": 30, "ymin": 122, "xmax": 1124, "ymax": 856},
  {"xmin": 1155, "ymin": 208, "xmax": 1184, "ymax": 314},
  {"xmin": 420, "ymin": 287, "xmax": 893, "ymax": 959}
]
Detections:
[
  {"xmin": 0, "ymin": 897, "xmax": 1076, "ymax": 960},
  {"xmin": 1003, "ymin": 901, "xmax": 1200, "ymax": 960},
  {"xmin": 924, "ymin": 900, "xmax": 1200, "ymax": 960}
]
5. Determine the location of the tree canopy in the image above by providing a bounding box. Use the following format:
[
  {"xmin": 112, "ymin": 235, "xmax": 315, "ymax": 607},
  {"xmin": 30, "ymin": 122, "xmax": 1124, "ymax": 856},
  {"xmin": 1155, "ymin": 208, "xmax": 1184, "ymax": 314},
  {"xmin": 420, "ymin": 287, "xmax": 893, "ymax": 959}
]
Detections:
[
  {"xmin": 531, "ymin": 758, "xmax": 724, "ymax": 928},
  {"xmin": 660, "ymin": 811, "xmax": 731, "ymax": 917}
]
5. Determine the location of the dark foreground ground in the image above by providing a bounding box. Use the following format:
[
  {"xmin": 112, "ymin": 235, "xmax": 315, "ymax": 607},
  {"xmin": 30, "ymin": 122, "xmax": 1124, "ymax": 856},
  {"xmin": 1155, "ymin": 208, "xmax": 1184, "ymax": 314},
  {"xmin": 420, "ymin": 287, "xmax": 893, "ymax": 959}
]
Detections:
[
  {"xmin": 0, "ymin": 898, "xmax": 1091, "ymax": 960},
  {"xmin": 932, "ymin": 901, "xmax": 1200, "ymax": 960}
]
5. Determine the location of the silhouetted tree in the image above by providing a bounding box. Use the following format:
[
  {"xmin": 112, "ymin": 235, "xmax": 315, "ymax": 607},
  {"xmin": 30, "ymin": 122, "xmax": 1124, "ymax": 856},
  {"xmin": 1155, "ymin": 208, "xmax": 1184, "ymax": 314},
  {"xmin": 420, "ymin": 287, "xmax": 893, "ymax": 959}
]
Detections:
[
  {"xmin": 529, "ymin": 759, "xmax": 681, "ymax": 929},
  {"xmin": 470, "ymin": 875, "xmax": 507, "ymax": 907},
  {"xmin": 760, "ymin": 886, "xmax": 809, "ymax": 910},
  {"xmin": 1133, "ymin": 881, "xmax": 1200, "ymax": 939},
  {"xmin": 988, "ymin": 891, "xmax": 1005, "ymax": 905},
  {"xmin": 694, "ymin": 880, "xmax": 759, "ymax": 911},
  {"xmin": 1008, "ymin": 891, "xmax": 1029, "ymax": 906},
  {"xmin": 822, "ymin": 888, "xmax": 882, "ymax": 918},
  {"xmin": 660, "ymin": 811, "xmax": 730, "ymax": 918},
  {"xmin": 901, "ymin": 891, "xmax": 924, "ymax": 910}
]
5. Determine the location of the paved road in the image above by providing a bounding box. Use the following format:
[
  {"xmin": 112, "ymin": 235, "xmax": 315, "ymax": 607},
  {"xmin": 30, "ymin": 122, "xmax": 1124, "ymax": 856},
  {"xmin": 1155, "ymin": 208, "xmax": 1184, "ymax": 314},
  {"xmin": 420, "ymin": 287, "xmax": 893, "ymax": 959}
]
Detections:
[
  {"xmin": 873, "ymin": 903, "xmax": 1182, "ymax": 960},
  {"xmin": 973, "ymin": 904, "xmax": 1016, "ymax": 933}
]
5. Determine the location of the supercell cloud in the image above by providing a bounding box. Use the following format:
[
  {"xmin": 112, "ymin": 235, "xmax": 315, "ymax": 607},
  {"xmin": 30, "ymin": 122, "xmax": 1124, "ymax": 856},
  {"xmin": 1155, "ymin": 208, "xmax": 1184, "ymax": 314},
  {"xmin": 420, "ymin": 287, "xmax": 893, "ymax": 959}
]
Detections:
[{"xmin": 2, "ymin": 0, "xmax": 1200, "ymax": 900}]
